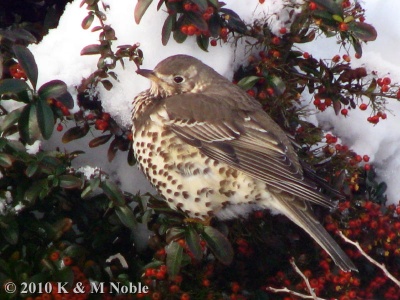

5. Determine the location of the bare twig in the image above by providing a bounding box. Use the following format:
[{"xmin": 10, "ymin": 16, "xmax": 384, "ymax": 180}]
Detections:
[
  {"xmin": 265, "ymin": 286, "xmax": 327, "ymax": 300},
  {"xmin": 339, "ymin": 231, "xmax": 400, "ymax": 287},
  {"xmin": 265, "ymin": 258, "xmax": 329, "ymax": 300}
]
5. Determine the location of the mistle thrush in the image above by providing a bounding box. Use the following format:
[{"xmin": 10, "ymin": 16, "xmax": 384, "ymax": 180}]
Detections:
[{"xmin": 132, "ymin": 54, "xmax": 357, "ymax": 272}]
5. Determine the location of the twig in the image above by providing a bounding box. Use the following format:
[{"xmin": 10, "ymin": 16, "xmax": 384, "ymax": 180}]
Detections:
[
  {"xmin": 265, "ymin": 258, "xmax": 329, "ymax": 300},
  {"xmin": 265, "ymin": 286, "xmax": 328, "ymax": 300},
  {"xmin": 339, "ymin": 231, "xmax": 400, "ymax": 287}
]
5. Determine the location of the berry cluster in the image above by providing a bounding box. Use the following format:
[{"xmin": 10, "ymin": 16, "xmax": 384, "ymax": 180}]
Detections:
[{"xmin": 9, "ymin": 63, "xmax": 27, "ymax": 80}]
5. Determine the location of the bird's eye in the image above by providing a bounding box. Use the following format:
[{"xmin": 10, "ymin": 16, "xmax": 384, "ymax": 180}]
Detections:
[{"xmin": 173, "ymin": 76, "xmax": 184, "ymax": 84}]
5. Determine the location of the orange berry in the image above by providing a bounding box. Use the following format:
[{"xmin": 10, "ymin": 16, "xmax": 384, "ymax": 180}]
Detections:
[
  {"xmin": 181, "ymin": 293, "xmax": 190, "ymax": 300},
  {"xmin": 339, "ymin": 22, "xmax": 348, "ymax": 31},
  {"xmin": 50, "ymin": 251, "xmax": 60, "ymax": 261},
  {"xmin": 187, "ymin": 25, "xmax": 197, "ymax": 36}
]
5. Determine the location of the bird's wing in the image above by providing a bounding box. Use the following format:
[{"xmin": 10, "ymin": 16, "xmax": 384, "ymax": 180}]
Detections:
[{"xmin": 161, "ymin": 93, "xmax": 334, "ymax": 208}]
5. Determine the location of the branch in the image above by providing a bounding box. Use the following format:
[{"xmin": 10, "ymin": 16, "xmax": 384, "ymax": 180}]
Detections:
[
  {"xmin": 265, "ymin": 258, "xmax": 329, "ymax": 300},
  {"xmin": 265, "ymin": 286, "xmax": 327, "ymax": 300},
  {"xmin": 339, "ymin": 231, "xmax": 400, "ymax": 287}
]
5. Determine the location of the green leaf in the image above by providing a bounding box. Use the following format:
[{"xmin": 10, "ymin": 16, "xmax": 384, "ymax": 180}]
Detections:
[
  {"xmin": 26, "ymin": 163, "xmax": 39, "ymax": 177},
  {"xmin": 173, "ymin": 29, "xmax": 187, "ymax": 44},
  {"xmin": 332, "ymin": 14, "xmax": 343, "ymax": 23},
  {"xmin": 201, "ymin": 226, "xmax": 233, "ymax": 265},
  {"xmin": 89, "ymin": 134, "xmax": 113, "ymax": 148},
  {"xmin": 82, "ymin": 13, "xmax": 94, "ymax": 29},
  {"xmin": 208, "ymin": 14, "xmax": 222, "ymax": 38},
  {"xmin": 62, "ymin": 125, "xmax": 89, "ymax": 143},
  {"xmin": 0, "ymin": 107, "xmax": 23, "ymax": 133},
  {"xmin": 208, "ymin": 0, "xmax": 219, "ymax": 8},
  {"xmin": 100, "ymin": 180, "xmax": 125, "ymax": 206},
  {"xmin": 59, "ymin": 175, "xmax": 83, "ymax": 189},
  {"xmin": 54, "ymin": 267, "xmax": 74, "ymax": 287},
  {"xmin": 166, "ymin": 241, "xmax": 183, "ymax": 277},
  {"xmin": 1, "ymin": 219, "xmax": 19, "ymax": 245},
  {"xmin": 312, "ymin": 0, "xmax": 342, "ymax": 15},
  {"xmin": 162, "ymin": 15, "xmax": 174, "ymax": 46},
  {"xmin": 115, "ymin": 205, "xmax": 137, "ymax": 229},
  {"xmin": 134, "ymin": 0, "xmax": 153, "ymax": 24},
  {"xmin": 268, "ymin": 75, "xmax": 286, "ymax": 96},
  {"xmin": 186, "ymin": 226, "xmax": 203, "ymax": 260},
  {"xmin": 0, "ymin": 78, "xmax": 30, "ymax": 97},
  {"xmin": 18, "ymin": 103, "xmax": 41, "ymax": 145},
  {"xmin": 0, "ymin": 153, "xmax": 13, "ymax": 167},
  {"xmin": 166, "ymin": 227, "xmax": 186, "ymax": 243},
  {"xmin": 191, "ymin": 0, "xmax": 208, "ymax": 11},
  {"xmin": 24, "ymin": 181, "xmax": 44, "ymax": 203},
  {"xmin": 350, "ymin": 22, "xmax": 377, "ymax": 42},
  {"xmin": 186, "ymin": 12, "xmax": 208, "ymax": 31},
  {"xmin": 196, "ymin": 35, "xmax": 209, "ymax": 52},
  {"xmin": 36, "ymin": 98, "xmax": 55, "ymax": 140},
  {"xmin": 38, "ymin": 80, "xmax": 74, "ymax": 109},
  {"xmin": 13, "ymin": 45, "xmax": 38, "ymax": 90},
  {"xmin": 237, "ymin": 76, "xmax": 261, "ymax": 90}
]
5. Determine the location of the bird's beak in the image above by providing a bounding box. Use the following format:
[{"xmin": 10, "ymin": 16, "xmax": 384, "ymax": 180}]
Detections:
[{"xmin": 136, "ymin": 69, "xmax": 159, "ymax": 82}]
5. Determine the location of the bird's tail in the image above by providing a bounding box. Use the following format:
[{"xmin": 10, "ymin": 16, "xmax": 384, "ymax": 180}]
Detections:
[{"xmin": 277, "ymin": 195, "xmax": 357, "ymax": 272}]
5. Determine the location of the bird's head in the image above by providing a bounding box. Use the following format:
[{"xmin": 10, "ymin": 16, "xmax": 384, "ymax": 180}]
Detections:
[{"xmin": 136, "ymin": 55, "xmax": 221, "ymax": 98}]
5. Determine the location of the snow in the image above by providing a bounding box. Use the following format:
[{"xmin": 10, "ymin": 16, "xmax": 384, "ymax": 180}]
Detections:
[{"xmin": 29, "ymin": 0, "xmax": 400, "ymax": 204}]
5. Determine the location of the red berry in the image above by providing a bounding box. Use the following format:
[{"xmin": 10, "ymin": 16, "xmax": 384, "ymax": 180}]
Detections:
[
  {"xmin": 50, "ymin": 251, "xmax": 60, "ymax": 261},
  {"xmin": 355, "ymin": 52, "xmax": 362, "ymax": 59},
  {"xmin": 359, "ymin": 103, "xmax": 368, "ymax": 110},
  {"xmin": 266, "ymin": 87, "xmax": 275, "ymax": 96},
  {"xmin": 396, "ymin": 90, "xmax": 400, "ymax": 99},
  {"xmin": 381, "ymin": 85, "xmax": 389, "ymax": 92},
  {"xmin": 339, "ymin": 22, "xmax": 348, "ymax": 31},
  {"xmin": 303, "ymin": 52, "xmax": 310, "ymax": 59},
  {"xmin": 309, "ymin": 2, "xmax": 317, "ymax": 10},
  {"xmin": 332, "ymin": 54, "xmax": 341, "ymax": 63},
  {"xmin": 210, "ymin": 39, "xmax": 217, "ymax": 46},
  {"xmin": 272, "ymin": 50, "xmax": 281, "ymax": 58},
  {"xmin": 341, "ymin": 108, "xmax": 348, "ymax": 116},
  {"xmin": 183, "ymin": 2, "xmax": 192, "ymax": 11},
  {"xmin": 377, "ymin": 78, "xmax": 384, "ymax": 86},
  {"xmin": 169, "ymin": 285, "xmax": 180, "ymax": 293},
  {"xmin": 56, "ymin": 123, "xmax": 63, "ymax": 132},
  {"xmin": 181, "ymin": 293, "xmax": 190, "ymax": 300},
  {"xmin": 279, "ymin": 27, "xmax": 287, "ymax": 34},
  {"xmin": 102, "ymin": 112, "xmax": 111, "ymax": 121},
  {"xmin": 63, "ymin": 256, "xmax": 73, "ymax": 266},
  {"xmin": 271, "ymin": 36, "xmax": 280, "ymax": 45},
  {"xmin": 247, "ymin": 90, "xmax": 255, "ymax": 97},
  {"xmin": 355, "ymin": 155, "xmax": 362, "ymax": 162},
  {"xmin": 259, "ymin": 0, "xmax": 265, "ymax": 3},
  {"xmin": 363, "ymin": 155, "xmax": 370, "ymax": 162},
  {"xmin": 343, "ymin": 54, "xmax": 351, "ymax": 62},
  {"xmin": 382, "ymin": 77, "xmax": 391, "ymax": 85}
]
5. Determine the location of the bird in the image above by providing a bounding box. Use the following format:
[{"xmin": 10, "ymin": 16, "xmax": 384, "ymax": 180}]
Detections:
[{"xmin": 131, "ymin": 54, "xmax": 357, "ymax": 272}]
